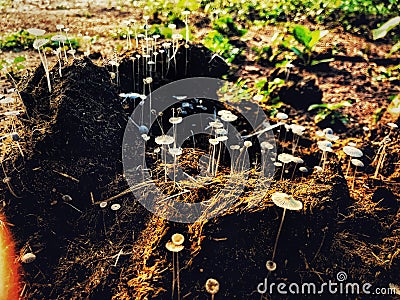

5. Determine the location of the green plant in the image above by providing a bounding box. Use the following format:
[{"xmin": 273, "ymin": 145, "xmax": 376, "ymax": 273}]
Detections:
[
  {"xmin": 372, "ymin": 16, "xmax": 400, "ymax": 56},
  {"xmin": 308, "ymin": 100, "xmax": 352, "ymax": 125},
  {"xmin": 212, "ymin": 15, "xmax": 247, "ymax": 37},
  {"xmin": 203, "ymin": 30, "xmax": 242, "ymax": 64},
  {"xmin": 0, "ymin": 56, "xmax": 26, "ymax": 79},
  {"xmin": 0, "ymin": 30, "xmax": 80, "ymax": 52},
  {"xmin": 283, "ymin": 24, "xmax": 333, "ymax": 66}
]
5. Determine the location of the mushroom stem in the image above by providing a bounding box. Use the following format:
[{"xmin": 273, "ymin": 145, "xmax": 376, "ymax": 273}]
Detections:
[
  {"xmin": 177, "ymin": 252, "xmax": 181, "ymax": 300},
  {"xmin": 172, "ymin": 252, "xmax": 175, "ymax": 298},
  {"xmin": 345, "ymin": 158, "xmax": 351, "ymax": 177},
  {"xmin": 351, "ymin": 166, "xmax": 357, "ymax": 190},
  {"xmin": 280, "ymin": 163, "xmax": 286, "ymax": 181},
  {"xmin": 271, "ymin": 208, "xmax": 286, "ymax": 262}
]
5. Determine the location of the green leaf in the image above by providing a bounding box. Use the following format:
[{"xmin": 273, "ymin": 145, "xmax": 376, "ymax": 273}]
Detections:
[
  {"xmin": 372, "ymin": 16, "xmax": 400, "ymax": 40},
  {"xmin": 310, "ymin": 58, "xmax": 334, "ymax": 66},
  {"xmin": 308, "ymin": 103, "xmax": 327, "ymax": 111},
  {"xmin": 293, "ymin": 25, "xmax": 312, "ymax": 47},
  {"xmin": 389, "ymin": 40, "xmax": 400, "ymax": 56},
  {"xmin": 14, "ymin": 56, "xmax": 26, "ymax": 63},
  {"xmin": 290, "ymin": 46, "xmax": 303, "ymax": 58},
  {"xmin": 308, "ymin": 30, "xmax": 321, "ymax": 49}
]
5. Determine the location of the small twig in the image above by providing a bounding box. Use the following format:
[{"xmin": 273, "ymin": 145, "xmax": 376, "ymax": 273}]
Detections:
[{"xmin": 53, "ymin": 170, "xmax": 79, "ymax": 182}]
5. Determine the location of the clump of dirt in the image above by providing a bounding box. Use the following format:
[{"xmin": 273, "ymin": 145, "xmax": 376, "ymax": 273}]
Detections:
[{"xmin": 2, "ymin": 57, "xmax": 132, "ymax": 298}]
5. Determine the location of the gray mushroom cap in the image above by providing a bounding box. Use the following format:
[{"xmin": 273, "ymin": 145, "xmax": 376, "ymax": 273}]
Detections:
[{"xmin": 271, "ymin": 192, "xmax": 303, "ymax": 210}]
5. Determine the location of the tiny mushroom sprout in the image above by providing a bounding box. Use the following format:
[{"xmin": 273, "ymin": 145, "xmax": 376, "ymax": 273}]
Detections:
[
  {"xmin": 317, "ymin": 140, "xmax": 333, "ymax": 171},
  {"xmin": 32, "ymin": 37, "xmax": 51, "ymax": 93},
  {"xmin": 208, "ymin": 138, "xmax": 219, "ymax": 175},
  {"xmin": 268, "ymin": 192, "xmax": 303, "ymax": 271},
  {"xmin": 205, "ymin": 278, "xmax": 220, "ymax": 299},
  {"xmin": 219, "ymin": 110, "xmax": 238, "ymax": 122},
  {"xmin": 156, "ymin": 135, "xmax": 175, "ymax": 182},
  {"xmin": 277, "ymin": 153, "xmax": 294, "ymax": 180},
  {"xmin": 111, "ymin": 203, "xmax": 121, "ymax": 211},
  {"xmin": 169, "ymin": 147, "xmax": 183, "ymax": 185},
  {"xmin": 21, "ymin": 252, "xmax": 36, "ymax": 264},
  {"xmin": 166, "ymin": 234, "xmax": 185, "ymax": 300},
  {"xmin": 172, "ymin": 233, "xmax": 185, "ymax": 246},
  {"xmin": 51, "ymin": 34, "xmax": 67, "ymax": 76},
  {"xmin": 241, "ymin": 140, "xmax": 253, "ymax": 172},
  {"xmin": 276, "ymin": 112, "xmax": 288, "ymax": 120},
  {"xmin": 350, "ymin": 159, "xmax": 364, "ymax": 190},
  {"xmin": 229, "ymin": 144, "xmax": 241, "ymax": 173},
  {"xmin": 343, "ymin": 146, "xmax": 363, "ymax": 176},
  {"xmin": 290, "ymin": 124, "xmax": 305, "ymax": 154}
]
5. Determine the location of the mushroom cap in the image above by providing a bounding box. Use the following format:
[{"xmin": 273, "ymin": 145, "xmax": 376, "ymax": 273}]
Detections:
[
  {"xmin": 273, "ymin": 162, "xmax": 283, "ymax": 167},
  {"xmin": 266, "ymin": 260, "xmax": 277, "ymax": 272},
  {"xmin": 111, "ymin": 203, "xmax": 121, "ymax": 211},
  {"xmin": 171, "ymin": 233, "xmax": 185, "ymax": 246},
  {"xmin": 169, "ymin": 116, "xmax": 183, "ymax": 124},
  {"xmin": 278, "ymin": 153, "xmax": 294, "ymax": 164},
  {"xmin": 276, "ymin": 112, "xmax": 288, "ymax": 120},
  {"xmin": 169, "ymin": 147, "xmax": 183, "ymax": 156},
  {"xmin": 209, "ymin": 121, "xmax": 224, "ymax": 129},
  {"xmin": 217, "ymin": 135, "xmax": 228, "ymax": 142},
  {"xmin": 322, "ymin": 128, "xmax": 334, "ymax": 135},
  {"xmin": 325, "ymin": 133, "xmax": 339, "ymax": 141},
  {"xmin": 138, "ymin": 125, "xmax": 149, "ymax": 134},
  {"xmin": 387, "ymin": 122, "xmax": 398, "ymax": 128},
  {"xmin": 229, "ymin": 145, "xmax": 240, "ymax": 150},
  {"xmin": 260, "ymin": 141, "xmax": 274, "ymax": 150},
  {"xmin": 21, "ymin": 252, "xmax": 36, "ymax": 264},
  {"xmin": 215, "ymin": 128, "xmax": 228, "ymax": 135},
  {"xmin": 182, "ymin": 10, "xmax": 191, "ymax": 15},
  {"xmin": 220, "ymin": 113, "xmax": 238, "ymax": 122},
  {"xmin": 62, "ymin": 194, "xmax": 72, "ymax": 202},
  {"xmin": 165, "ymin": 241, "xmax": 184, "ymax": 252},
  {"xmin": 99, "ymin": 201, "xmax": 107, "ymax": 208},
  {"xmin": 313, "ymin": 166, "xmax": 323, "ymax": 173},
  {"xmin": 27, "ymin": 28, "xmax": 45, "ymax": 36},
  {"xmin": 317, "ymin": 140, "xmax": 333, "ymax": 152},
  {"xmin": 51, "ymin": 34, "xmax": 67, "ymax": 42},
  {"xmin": 290, "ymin": 124, "xmax": 306, "ymax": 135},
  {"xmin": 141, "ymin": 134, "xmax": 150, "ymax": 141},
  {"xmin": 209, "ymin": 138, "xmax": 219, "ymax": 146},
  {"xmin": 244, "ymin": 141, "xmax": 252, "ymax": 148},
  {"xmin": 172, "ymin": 33, "xmax": 183, "ymax": 40},
  {"xmin": 143, "ymin": 77, "xmax": 153, "ymax": 84},
  {"xmin": 155, "ymin": 135, "xmax": 174, "ymax": 145},
  {"xmin": 33, "ymin": 38, "xmax": 49, "ymax": 49},
  {"xmin": 343, "ymin": 146, "xmax": 363, "ymax": 157},
  {"xmin": 205, "ymin": 278, "xmax": 220, "ymax": 295},
  {"xmin": 351, "ymin": 159, "xmax": 364, "ymax": 167},
  {"xmin": 299, "ymin": 166, "xmax": 308, "ymax": 173},
  {"xmin": 217, "ymin": 110, "xmax": 231, "ymax": 116},
  {"xmin": 271, "ymin": 192, "xmax": 303, "ymax": 210},
  {"xmin": 292, "ymin": 157, "xmax": 304, "ymax": 164}
]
